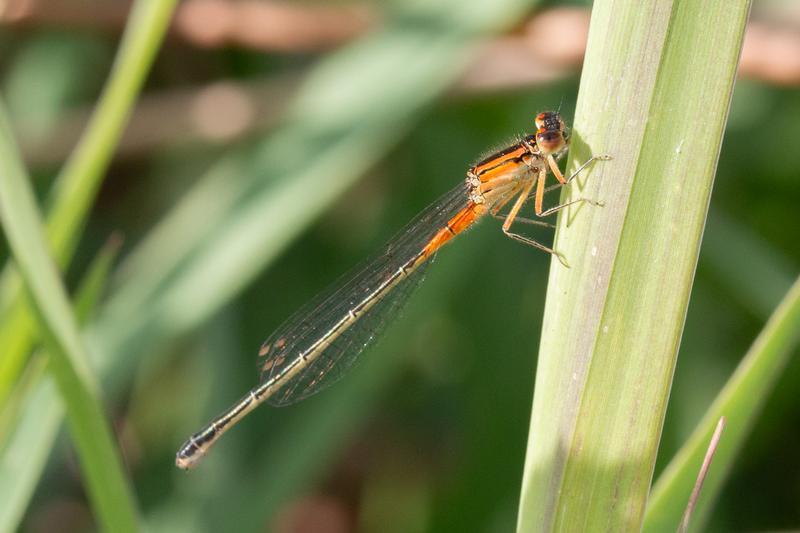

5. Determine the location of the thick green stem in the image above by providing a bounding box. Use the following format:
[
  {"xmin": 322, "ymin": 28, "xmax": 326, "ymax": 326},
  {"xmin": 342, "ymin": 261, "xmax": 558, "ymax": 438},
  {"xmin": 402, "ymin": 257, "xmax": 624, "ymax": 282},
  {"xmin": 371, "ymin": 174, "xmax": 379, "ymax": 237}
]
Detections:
[{"xmin": 516, "ymin": 0, "xmax": 751, "ymax": 530}]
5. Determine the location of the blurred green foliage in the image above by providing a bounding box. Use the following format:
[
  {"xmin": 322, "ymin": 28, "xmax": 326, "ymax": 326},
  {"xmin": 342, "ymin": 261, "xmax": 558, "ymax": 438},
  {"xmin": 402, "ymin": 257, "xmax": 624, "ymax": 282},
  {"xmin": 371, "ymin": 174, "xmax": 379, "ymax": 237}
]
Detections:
[{"xmin": 1, "ymin": 1, "xmax": 798, "ymax": 532}]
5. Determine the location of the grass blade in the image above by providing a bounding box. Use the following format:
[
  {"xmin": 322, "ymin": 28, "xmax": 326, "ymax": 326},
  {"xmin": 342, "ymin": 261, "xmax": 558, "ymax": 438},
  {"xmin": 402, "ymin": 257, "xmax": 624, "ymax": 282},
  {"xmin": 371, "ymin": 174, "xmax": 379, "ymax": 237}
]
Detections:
[
  {"xmin": 516, "ymin": 0, "xmax": 751, "ymax": 530},
  {"xmin": 0, "ymin": 103, "xmax": 138, "ymax": 532},
  {"xmin": 0, "ymin": 233, "xmax": 125, "ymax": 533},
  {"xmin": 0, "ymin": 0, "xmax": 177, "ymax": 410},
  {"xmin": 46, "ymin": 0, "xmax": 177, "ymax": 262},
  {"xmin": 645, "ymin": 275, "xmax": 800, "ymax": 531},
  {"xmin": 0, "ymin": 370, "xmax": 61, "ymax": 533},
  {"xmin": 0, "ymin": 233, "xmax": 123, "ymax": 437}
]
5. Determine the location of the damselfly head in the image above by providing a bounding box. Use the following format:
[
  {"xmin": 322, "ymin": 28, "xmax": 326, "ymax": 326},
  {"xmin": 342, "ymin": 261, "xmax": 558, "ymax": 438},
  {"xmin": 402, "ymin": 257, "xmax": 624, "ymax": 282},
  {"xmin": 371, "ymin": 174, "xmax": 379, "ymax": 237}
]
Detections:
[{"xmin": 534, "ymin": 111, "xmax": 568, "ymax": 156}]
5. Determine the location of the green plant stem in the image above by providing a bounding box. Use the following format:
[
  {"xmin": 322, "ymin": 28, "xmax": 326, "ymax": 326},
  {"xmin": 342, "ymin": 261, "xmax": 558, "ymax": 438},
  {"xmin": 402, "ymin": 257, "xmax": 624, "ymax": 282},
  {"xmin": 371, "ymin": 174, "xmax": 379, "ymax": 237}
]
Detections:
[
  {"xmin": 0, "ymin": 0, "xmax": 177, "ymax": 413},
  {"xmin": 0, "ymin": 236, "xmax": 124, "ymax": 533},
  {"xmin": 0, "ymin": 103, "xmax": 138, "ymax": 532},
  {"xmin": 48, "ymin": 0, "xmax": 177, "ymax": 260},
  {"xmin": 516, "ymin": 0, "xmax": 751, "ymax": 530}
]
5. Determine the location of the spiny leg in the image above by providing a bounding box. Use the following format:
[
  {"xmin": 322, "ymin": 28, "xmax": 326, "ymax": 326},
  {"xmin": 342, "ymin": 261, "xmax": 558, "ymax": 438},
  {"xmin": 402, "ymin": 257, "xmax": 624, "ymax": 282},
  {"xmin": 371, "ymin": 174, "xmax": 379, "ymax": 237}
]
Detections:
[
  {"xmin": 534, "ymin": 166, "xmax": 548, "ymax": 215},
  {"xmin": 497, "ymin": 191, "xmax": 597, "ymax": 225},
  {"xmin": 501, "ymin": 175, "xmax": 537, "ymax": 232},
  {"xmin": 545, "ymin": 154, "xmax": 568, "ymax": 185},
  {"xmin": 503, "ymin": 229, "xmax": 569, "ymax": 267},
  {"xmin": 491, "ymin": 212, "xmax": 554, "ymax": 229},
  {"xmin": 538, "ymin": 197, "xmax": 604, "ymax": 218},
  {"xmin": 490, "ymin": 180, "xmax": 553, "ymax": 228},
  {"xmin": 499, "ymin": 154, "xmax": 611, "ymax": 266},
  {"xmin": 530, "ymin": 153, "xmax": 612, "ymax": 201},
  {"xmin": 489, "ymin": 191, "xmax": 515, "ymax": 217},
  {"xmin": 564, "ymin": 153, "xmax": 612, "ymax": 184},
  {"xmin": 531, "ymin": 153, "xmax": 611, "ymax": 216},
  {"xmin": 501, "ymin": 172, "xmax": 569, "ymax": 267},
  {"xmin": 525, "ymin": 177, "xmax": 578, "ymax": 202}
]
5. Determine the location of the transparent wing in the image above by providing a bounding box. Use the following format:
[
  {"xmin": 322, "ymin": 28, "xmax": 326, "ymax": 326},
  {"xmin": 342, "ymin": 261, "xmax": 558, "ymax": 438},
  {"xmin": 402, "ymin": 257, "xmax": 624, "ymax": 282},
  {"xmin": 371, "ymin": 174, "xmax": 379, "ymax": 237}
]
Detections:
[
  {"xmin": 257, "ymin": 181, "xmax": 473, "ymax": 406},
  {"xmin": 265, "ymin": 258, "xmax": 431, "ymax": 406}
]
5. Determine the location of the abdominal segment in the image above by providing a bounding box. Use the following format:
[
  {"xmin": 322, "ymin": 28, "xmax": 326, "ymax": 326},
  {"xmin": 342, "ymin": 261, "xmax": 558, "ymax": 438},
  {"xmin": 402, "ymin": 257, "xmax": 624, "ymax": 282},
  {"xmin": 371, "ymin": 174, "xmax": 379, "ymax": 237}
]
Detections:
[{"xmin": 419, "ymin": 201, "xmax": 487, "ymax": 260}]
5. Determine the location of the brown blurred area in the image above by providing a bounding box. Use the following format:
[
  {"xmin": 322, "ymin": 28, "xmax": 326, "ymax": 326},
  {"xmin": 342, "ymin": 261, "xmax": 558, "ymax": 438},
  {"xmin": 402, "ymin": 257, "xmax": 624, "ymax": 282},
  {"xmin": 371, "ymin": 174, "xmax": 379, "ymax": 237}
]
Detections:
[{"xmin": 3, "ymin": 0, "xmax": 800, "ymax": 165}]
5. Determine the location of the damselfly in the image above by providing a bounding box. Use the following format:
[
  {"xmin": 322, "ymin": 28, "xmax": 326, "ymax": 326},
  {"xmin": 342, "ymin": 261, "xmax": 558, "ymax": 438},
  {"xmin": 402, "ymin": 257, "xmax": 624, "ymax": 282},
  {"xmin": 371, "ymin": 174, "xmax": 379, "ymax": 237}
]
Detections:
[{"xmin": 176, "ymin": 111, "xmax": 609, "ymax": 469}]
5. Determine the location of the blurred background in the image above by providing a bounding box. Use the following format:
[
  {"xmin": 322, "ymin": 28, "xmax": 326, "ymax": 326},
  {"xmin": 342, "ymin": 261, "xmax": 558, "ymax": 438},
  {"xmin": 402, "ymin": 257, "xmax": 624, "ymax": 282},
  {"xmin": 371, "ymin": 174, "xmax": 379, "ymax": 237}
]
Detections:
[{"xmin": 1, "ymin": 0, "xmax": 799, "ymax": 531}]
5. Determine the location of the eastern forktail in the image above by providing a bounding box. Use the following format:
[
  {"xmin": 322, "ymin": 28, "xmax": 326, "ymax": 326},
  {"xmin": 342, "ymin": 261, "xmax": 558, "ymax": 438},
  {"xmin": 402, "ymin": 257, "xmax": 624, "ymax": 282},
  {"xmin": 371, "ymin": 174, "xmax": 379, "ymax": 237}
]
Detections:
[{"xmin": 176, "ymin": 111, "xmax": 609, "ymax": 469}]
